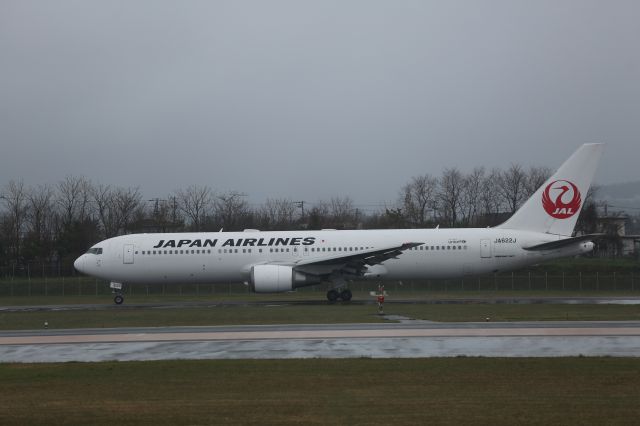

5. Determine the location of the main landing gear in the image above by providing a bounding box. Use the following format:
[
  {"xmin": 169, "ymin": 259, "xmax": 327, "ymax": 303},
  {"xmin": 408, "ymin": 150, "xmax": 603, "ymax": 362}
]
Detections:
[
  {"xmin": 326, "ymin": 288, "xmax": 352, "ymax": 302},
  {"xmin": 110, "ymin": 282, "xmax": 124, "ymax": 305}
]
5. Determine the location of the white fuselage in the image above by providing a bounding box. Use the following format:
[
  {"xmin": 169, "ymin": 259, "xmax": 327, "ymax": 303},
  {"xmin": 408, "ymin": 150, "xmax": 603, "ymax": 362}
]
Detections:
[{"xmin": 74, "ymin": 228, "xmax": 592, "ymax": 286}]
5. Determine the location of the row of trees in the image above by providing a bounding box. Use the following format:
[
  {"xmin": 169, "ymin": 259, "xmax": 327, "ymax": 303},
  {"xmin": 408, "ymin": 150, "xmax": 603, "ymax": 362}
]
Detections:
[{"xmin": 1, "ymin": 165, "xmax": 597, "ymax": 268}]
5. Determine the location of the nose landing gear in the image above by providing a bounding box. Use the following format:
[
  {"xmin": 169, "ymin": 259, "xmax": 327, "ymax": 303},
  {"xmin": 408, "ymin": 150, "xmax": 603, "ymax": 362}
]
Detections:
[{"xmin": 110, "ymin": 282, "xmax": 125, "ymax": 305}]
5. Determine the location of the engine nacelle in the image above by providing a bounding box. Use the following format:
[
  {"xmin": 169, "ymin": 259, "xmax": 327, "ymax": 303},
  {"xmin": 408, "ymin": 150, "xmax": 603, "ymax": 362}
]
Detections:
[{"xmin": 249, "ymin": 265, "xmax": 319, "ymax": 293}]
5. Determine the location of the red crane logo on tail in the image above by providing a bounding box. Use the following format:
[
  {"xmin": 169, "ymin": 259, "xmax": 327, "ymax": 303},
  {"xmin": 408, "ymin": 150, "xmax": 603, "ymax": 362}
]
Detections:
[{"xmin": 542, "ymin": 180, "xmax": 582, "ymax": 219}]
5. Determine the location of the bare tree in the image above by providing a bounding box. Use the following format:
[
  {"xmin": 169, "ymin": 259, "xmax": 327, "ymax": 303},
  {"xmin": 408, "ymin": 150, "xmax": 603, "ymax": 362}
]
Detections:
[
  {"xmin": 57, "ymin": 176, "xmax": 92, "ymax": 226},
  {"xmin": 114, "ymin": 187, "xmax": 143, "ymax": 234},
  {"xmin": 329, "ymin": 196, "xmax": 357, "ymax": 228},
  {"xmin": 92, "ymin": 184, "xmax": 118, "ymax": 238},
  {"xmin": 524, "ymin": 166, "xmax": 552, "ymax": 199},
  {"xmin": 146, "ymin": 196, "xmax": 183, "ymax": 232},
  {"xmin": 259, "ymin": 198, "xmax": 297, "ymax": 230},
  {"xmin": 307, "ymin": 201, "xmax": 330, "ymax": 230},
  {"xmin": 478, "ymin": 168, "xmax": 504, "ymax": 226},
  {"xmin": 213, "ymin": 190, "xmax": 250, "ymax": 231},
  {"xmin": 176, "ymin": 185, "xmax": 212, "ymax": 231},
  {"xmin": 438, "ymin": 168, "xmax": 465, "ymax": 227},
  {"xmin": 575, "ymin": 184, "xmax": 600, "ymax": 236},
  {"xmin": 399, "ymin": 174, "xmax": 437, "ymax": 227},
  {"xmin": 25, "ymin": 184, "xmax": 55, "ymax": 259},
  {"xmin": 1, "ymin": 180, "xmax": 28, "ymax": 260},
  {"xmin": 498, "ymin": 164, "xmax": 527, "ymax": 214},
  {"xmin": 92, "ymin": 185, "xmax": 142, "ymax": 237},
  {"xmin": 460, "ymin": 167, "xmax": 485, "ymax": 227}
]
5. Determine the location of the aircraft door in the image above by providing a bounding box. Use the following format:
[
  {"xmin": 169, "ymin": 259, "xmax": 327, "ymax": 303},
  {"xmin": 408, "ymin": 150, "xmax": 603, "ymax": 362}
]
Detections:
[
  {"xmin": 480, "ymin": 239, "xmax": 491, "ymax": 258},
  {"xmin": 123, "ymin": 244, "xmax": 134, "ymax": 264}
]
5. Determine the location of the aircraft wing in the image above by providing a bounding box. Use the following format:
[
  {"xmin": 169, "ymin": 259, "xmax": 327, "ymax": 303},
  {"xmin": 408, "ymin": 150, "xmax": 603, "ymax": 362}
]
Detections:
[
  {"xmin": 522, "ymin": 234, "xmax": 603, "ymax": 251},
  {"xmin": 291, "ymin": 242, "xmax": 423, "ymax": 277}
]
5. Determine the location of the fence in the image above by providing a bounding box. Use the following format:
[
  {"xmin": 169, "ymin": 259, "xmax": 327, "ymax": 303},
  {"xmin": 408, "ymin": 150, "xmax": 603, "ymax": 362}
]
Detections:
[{"xmin": 0, "ymin": 272, "xmax": 639, "ymax": 298}]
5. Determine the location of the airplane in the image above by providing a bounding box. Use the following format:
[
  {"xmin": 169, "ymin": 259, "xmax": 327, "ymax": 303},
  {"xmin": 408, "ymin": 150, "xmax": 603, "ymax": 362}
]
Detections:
[{"xmin": 74, "ymin": 143, "xmax": 603, "ymax": 305}]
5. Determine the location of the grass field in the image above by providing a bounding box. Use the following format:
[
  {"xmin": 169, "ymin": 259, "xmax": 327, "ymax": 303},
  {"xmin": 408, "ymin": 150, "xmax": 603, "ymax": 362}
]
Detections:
[
  {"xmin": 1, "ymin": 358, "xmax": 639, "ymax": 425},
  {"xmin": 3, "ymin": 287, "xmax": 640, "ymax": 307},
  {"xmin": 2, "ymin": 302, "xmax": 640, "ymax": 330}
]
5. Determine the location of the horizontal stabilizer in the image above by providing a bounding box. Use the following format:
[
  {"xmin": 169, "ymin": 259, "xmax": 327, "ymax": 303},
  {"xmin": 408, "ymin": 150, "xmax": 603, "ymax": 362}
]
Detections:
[{"xmin": 522, "ymin": 234, "xmax": 604, "ymax": 251}]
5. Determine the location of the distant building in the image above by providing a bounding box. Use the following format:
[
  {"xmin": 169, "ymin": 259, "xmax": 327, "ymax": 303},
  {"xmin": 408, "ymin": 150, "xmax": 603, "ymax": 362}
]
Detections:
[{"xmin": 594, "ymin": 213, "xmax": 640, "ymax": 258}]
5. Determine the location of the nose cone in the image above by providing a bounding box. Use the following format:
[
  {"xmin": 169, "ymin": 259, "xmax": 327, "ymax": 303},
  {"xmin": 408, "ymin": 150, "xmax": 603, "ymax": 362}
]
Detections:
[{"xmin": 74, "ymin": 255, "xmax": 86, "ymax": 274}]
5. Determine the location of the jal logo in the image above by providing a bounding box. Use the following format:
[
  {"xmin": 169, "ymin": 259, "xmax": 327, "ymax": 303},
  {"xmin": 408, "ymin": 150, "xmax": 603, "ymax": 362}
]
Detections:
[{"xmin": 542, "ymin": 180, "xmax": 582, "ymax": 219}]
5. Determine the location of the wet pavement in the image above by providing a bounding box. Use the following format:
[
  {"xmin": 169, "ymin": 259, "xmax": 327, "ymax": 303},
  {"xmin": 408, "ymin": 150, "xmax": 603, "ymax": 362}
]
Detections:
[{"xmin": 2, "ymin": 320, "xmax": 640, "ymax": 362}]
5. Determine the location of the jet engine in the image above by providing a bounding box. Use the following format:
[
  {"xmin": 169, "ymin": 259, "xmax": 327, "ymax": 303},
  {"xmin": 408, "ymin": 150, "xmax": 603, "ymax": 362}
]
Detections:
[{"xmin": 249, "ymin": 265, "xmax": 320, "ymax": 293}]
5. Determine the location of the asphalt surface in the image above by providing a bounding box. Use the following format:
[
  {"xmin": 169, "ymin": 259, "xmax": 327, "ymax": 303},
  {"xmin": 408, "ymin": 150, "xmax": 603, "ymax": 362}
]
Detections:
[{"xmin": 2, "ymin": 320, "xmax": 640, "ymax": 362}]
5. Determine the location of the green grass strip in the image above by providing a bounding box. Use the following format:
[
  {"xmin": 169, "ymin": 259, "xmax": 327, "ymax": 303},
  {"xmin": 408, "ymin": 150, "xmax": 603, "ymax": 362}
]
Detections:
[{"xmin": 1, "ymin": 358, "xmax": 639, "ymax": 425}]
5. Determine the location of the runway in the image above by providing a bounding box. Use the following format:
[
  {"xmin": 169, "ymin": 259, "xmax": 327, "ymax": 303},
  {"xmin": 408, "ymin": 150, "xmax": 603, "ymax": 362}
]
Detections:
[{"xmin": 2, "ymin": 320, "xmax": 640, "ymax": 362}]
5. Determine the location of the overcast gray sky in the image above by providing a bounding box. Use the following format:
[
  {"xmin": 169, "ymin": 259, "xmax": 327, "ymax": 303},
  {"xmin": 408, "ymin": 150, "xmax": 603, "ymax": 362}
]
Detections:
[{"xmin": 1, "ymin": 0, "xmax": 638, "ymax": 206}]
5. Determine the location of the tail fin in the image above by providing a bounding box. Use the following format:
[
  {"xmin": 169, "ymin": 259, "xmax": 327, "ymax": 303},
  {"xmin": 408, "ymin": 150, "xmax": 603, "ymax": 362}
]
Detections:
[{"xmin": 497, "ymin": 143, "xmax": 604, "ymax": 236}]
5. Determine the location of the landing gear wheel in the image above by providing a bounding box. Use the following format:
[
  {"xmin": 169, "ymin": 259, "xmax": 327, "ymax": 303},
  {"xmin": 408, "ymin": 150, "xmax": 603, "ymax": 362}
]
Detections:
[
  {"xmin": 327, "ymin": 289, "xmax": 339, "ymax": 302},
  {"xmin": 340, "ymin": 289, "xmax": 353, "ymax": 302},
  {"xmin": 114, "ymin": 294, "xmax": 124, "ymax": 305}
]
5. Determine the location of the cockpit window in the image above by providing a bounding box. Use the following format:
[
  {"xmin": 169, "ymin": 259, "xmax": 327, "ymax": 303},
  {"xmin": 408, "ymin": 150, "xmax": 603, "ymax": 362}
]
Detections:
[{"xmin": 87, "ymin": 247, "xmax": 103, "ymax": 255}]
